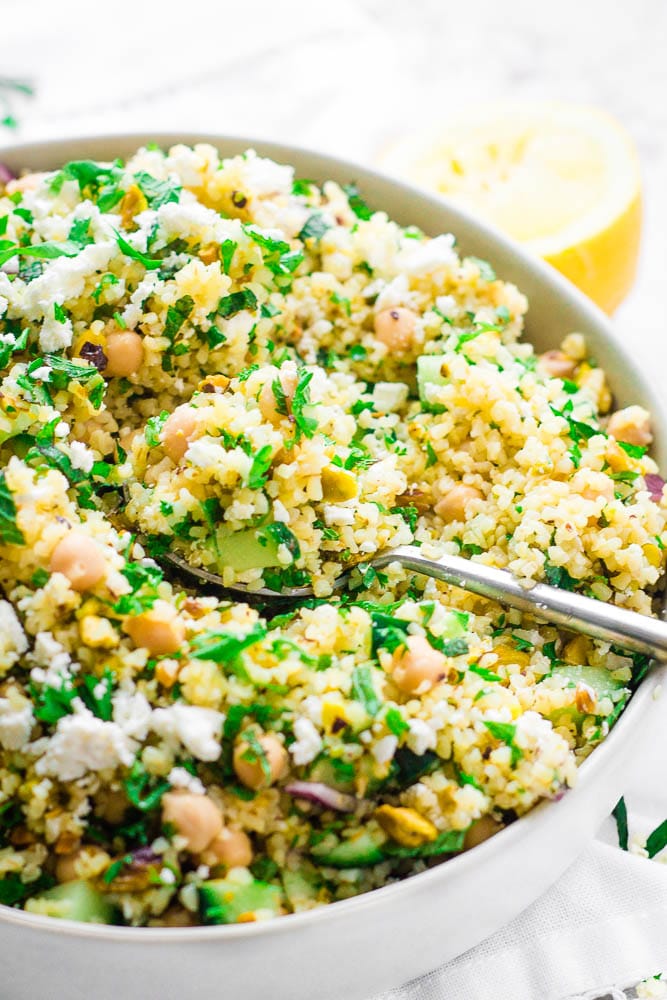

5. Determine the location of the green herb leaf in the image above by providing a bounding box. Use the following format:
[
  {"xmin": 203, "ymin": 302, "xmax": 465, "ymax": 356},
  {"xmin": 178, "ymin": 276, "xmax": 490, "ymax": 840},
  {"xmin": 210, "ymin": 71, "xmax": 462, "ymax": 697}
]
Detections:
[
  {"xmin": 292, "ymin": 370, "xmax": 318, "ymax": 440},
  {"xmin": 115, "ymin": 231, "xmax": 162, "ymax": 270},
  {"xmin": 342, "ymin": 183, "xmax": 373, "ymax": 221},
  {"xmin": 612, "ymin": 796, "xmax": 629, "ymax": 851},
  {"xmin": 133, "ymin": 170, "xmax": 181, "ymax": 209},
  {"xmin": 483, "ymin": 720, "xmax": 523, "ymax": 766},
  {"xmin": 299, "ymin": 213, "xmax": 331, "ymax": 243},
  {"xmin": 618, "ymin": 440, "xmax": 648, "ymax": 459},
  {"xmin": 543, "ymin": 560, "xmax": 579, "ymax": 591},
  {"xmin": 468, "ymin": 663, "xmax": 501, "ymax": 683},
  {"xmin": 351, "ymin": 665, "xmax": 382, "ymax": 716},
  {"xmin": 371, "ymin": 611, "xmax": 410, "ymax": 655},
  {"xmin": 145, "ymin": 411, "xmax": 169, "ymax": 448},
  {"xmin": 124, "ymin": 758, "xmax": 170, "ymax": 813},
  {"xmin": 0, "ymin": 470, "xmax": 24, "ymax": 545},
  {"xmin": 646, "ymin": 817, "xmax": 667, "ymax": 859},
  {"xmin": 468, "ymin": 256, "xmax": 496, "ymax": 282},
  {"xmin": 247, "ymin": 444, "xmax": 274, "ymax": 490},
  {"xmin": 384, "ymin": 706, "xmax": 409, "ymax": 737},
  {"xmin": 0, "ymin": 872, "xmax": 55, "ymax": 907},
  {"xmin": 190, "ymin": 622, "xmax": 267, "ymax": 665},
  {"xmin": 220, "ymin": 238, "xmax": 237, "ymax": 273},
  {"xmin": 164, "ymin": 295, "xmax": 194, "ymax": 342},
  {"xmin": 217, "ymin": 288, "xmax": 258, "ymax": 318}
]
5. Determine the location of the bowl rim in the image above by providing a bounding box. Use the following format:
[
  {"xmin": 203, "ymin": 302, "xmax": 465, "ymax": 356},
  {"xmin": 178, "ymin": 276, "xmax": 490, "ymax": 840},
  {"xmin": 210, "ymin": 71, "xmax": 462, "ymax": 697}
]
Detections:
[{"xmin": 0, "ymin": 130, "xmax": 663, "ymax": 942}]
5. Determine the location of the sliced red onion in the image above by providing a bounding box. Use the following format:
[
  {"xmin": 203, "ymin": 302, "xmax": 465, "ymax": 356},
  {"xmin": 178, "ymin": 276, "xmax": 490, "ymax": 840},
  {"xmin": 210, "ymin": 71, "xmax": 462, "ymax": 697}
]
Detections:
[
  {"xmin": 129, "ymin": 846, "xmax": 161, "ymax": 868},
  {"xmin": 644, "ymin": 473, "xmax": 665, "ymax": 503},
  {"xmin": 0, "ymin": 163, "xmax": 15, "ymax": 185},
  {"xmin": 285, "ymin": 781, "xmax": 359, "ymax": 813}
]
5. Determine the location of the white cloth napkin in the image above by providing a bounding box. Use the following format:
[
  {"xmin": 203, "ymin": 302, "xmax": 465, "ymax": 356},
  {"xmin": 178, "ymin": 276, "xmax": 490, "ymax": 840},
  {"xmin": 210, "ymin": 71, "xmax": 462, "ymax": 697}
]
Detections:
[
  {"xmin": 3, "ymin": 2, "xmax": 667, "ymax": 996},
  {"xmin": 375, "ymin": 840, "xmax": 667, "ymax": 1000}
]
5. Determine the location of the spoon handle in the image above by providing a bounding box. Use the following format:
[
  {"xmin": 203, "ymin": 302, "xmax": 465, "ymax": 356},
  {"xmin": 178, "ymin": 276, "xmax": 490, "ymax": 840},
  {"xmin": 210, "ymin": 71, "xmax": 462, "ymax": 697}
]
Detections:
[{"xmin": 374, "ymin": 546, "xmax": 667, "ymax": 660}]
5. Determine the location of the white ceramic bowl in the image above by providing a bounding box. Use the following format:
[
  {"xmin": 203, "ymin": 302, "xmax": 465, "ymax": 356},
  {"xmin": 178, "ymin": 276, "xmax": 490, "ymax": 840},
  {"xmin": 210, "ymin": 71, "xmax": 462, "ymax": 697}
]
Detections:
[{"xmin": 1, "ymin": 134, "xmax": 665, "ymax": 1000}]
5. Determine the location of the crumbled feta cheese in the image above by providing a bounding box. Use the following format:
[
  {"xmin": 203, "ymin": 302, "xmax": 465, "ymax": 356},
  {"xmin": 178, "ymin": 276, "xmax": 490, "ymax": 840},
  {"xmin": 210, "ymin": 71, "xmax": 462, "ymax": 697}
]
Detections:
[
  {"xmin": 374, "ymin": 274, "xmax": 411, "ymax": 311},
  {"xmin": 398, "ymin": 234, "xmax": 457, "ymax": 276},
  {"xmin": 272, "ymin": 499, "xmax": 290, "ymax": 523},
  {"xmin": 184, "ymin": 437, "xmax": 222, "ymax": 468},
  {"xmin": 29, "ymin": 365, "xmax": 51, "ymax": 381},
  {"xmin": 406, "ymin": 718, "xmax": 437, "ymax": 756},
  {"xmin": 0, "ymin": 601, "xmax": 28, "ymax": 672},
  {"xmin": 0, "ymin": 698, "xmax": 34, "ymax": 750},
  {"xmin": 68, "ymin": 441, "xmax": 95, "ymax": 474},
  {"xmin": 371, "ymin": 734, "xmax": 398, "ymax": 765},
  {"xmin": 168, "ymin": 766, "xmax": 205, "ymax": 795},
  {"xmin": 39, "ymin": 314, "xmax": 74, "ymax": 352},
  {"xmin": 289, "ymin": 717, "xmax": 323, "ymax": 766},
  {"xmin": 372, "ymin": 382, "xmax": 409, "ymax": 413},
  {"xmin": 240, "ymin": 153, "xmax": 293, "ymax": 197},
  {"xmin": 35, "ymin": 703, "xmax": 135, "ymax": 780},
  {"xmin": 151, "ymin": 704, "xmax": 223, "ymax": 761},
  {"xmin": 112, "ymin": 689, "xmax": 153, "ymax": 742},
  {"xmin": 160, "ymin": 868, "xmax": 177, "ymax": 885},
  {"xmin": 323, "ymin": 504, "xmax": 356, "ymax": 526},
  {"xmin": 30, "ymin": 632, "xmax": 74, "ymax": 686}
]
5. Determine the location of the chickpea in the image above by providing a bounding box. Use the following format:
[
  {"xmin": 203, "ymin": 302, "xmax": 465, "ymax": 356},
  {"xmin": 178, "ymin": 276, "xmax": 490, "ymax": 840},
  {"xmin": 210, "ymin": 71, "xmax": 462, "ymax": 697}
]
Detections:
[
  {"xmin": 162, "ymin": 405, "xmax": 198, "ymax": 463},
  {"xmin": 202, "ymin": 828, "xmax": 253, "ymax": 869},
  {"xmin": 104, "ymin": 330, "xmax": 144, "ymax": 378},
  {"xmin": 124, "ymin": 603, "xmax": 185, "ymax": 656},
  {"xmin": 49, "ymin": 532, "xmax": 108, "ymax": 592},
  {"xmin": 607, "ymin": 405, "xmax": 652, "ymax": 449},
  {"xmin": 463, "ymin": 814, "xmax": 503, "ymax": 851},
  {"xmin": 233, "ymin": 734, "xmax": 288, "ymax": 791},
  {"xmin": 434, "ymin": 484, "xmax": 483, "ymax": 523},
  {"xmin": 537, "ymin": 350, "xmax": 577, "ymax": 380},
  {"xmin": 374, "ymin": 307, "xmax": 417, "ymax": 352},
  {"xmin": 390, "ymin": 635, "xmax": 449, "ymax": 695},
  {"xmin": 258, "ymin": 365, "xmax": 299, "ymax": 424},
  {"xmin": 161, "ymin": 791, "xmax": 223, "ymax": 854}
]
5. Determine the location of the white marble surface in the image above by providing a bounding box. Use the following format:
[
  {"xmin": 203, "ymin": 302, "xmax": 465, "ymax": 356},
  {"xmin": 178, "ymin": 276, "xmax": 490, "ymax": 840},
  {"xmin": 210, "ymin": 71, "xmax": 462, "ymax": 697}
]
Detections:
[{"xmin": 2, "ymin": 0, "xmax": 667, "ymax": 980}]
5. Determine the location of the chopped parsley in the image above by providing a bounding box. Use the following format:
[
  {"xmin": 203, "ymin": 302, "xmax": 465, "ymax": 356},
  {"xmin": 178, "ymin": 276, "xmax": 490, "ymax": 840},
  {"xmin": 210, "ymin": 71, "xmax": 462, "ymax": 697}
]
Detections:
[
  {"xmin": 483, "ymin": 720, "xmax": 523, "ymax": 766},
  {"xmin": 247, "ymin": 444, "xmax": 274, "ymax": 490},
  {"xmin": 299, "ymin": 213, "xmax": 331, "ymax": 243},
  {"xmin": 0, "ymin": 471, "xmax": 24, "ymax": 545},
  {"xmin": 351, "ymin": 664, "xmax": 382, "ymax": 716},
  {"xmin": 217, "ymin": 288, "xmax": 258, "ymax": 318}
]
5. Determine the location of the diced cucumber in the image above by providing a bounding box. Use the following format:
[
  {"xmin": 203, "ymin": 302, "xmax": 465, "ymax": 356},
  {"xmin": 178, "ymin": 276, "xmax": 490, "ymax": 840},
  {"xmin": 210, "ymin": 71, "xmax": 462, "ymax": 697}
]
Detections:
[
  {"xmin": 440, "ymin": 610, "xmax": 469, "ymax": 640},
  {"xmin": 24, "ymin": 880, "xmax": 115, "ymax": 924},
  {"xmin": 552, "ymin": 664, "xmax": 626, "ymax": 701},
  {"xmin": 198, "ymin": 875, "xmax": 283, "ymax": 925},
  {"xmin": 215, "ymin": 527, "xmax": 282, "ymax": 572},
  {"xmin": 549, "ymin": 664, "xmax": 628, "ymax": 727},
  {"xmin": 417, "ymin": 355, "xmax": 449, "ymax": 413},
  {"xmin": 281, "ymin": 864, "xmax": 322, "ymax": 908},
  {"xmin": 311, "ymin": 828, "xmax": 387, "ymax": 868},
  {"xmin": 214, "ymin": 523, "xmax": 300, "ymax": 573}
]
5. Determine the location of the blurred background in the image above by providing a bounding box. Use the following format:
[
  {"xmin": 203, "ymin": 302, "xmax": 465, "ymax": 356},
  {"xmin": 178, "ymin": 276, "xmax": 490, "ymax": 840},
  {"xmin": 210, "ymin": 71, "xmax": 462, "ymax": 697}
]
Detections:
[{"xmin": 1, "ymin": 0, "xmax": 665, "ymax": 377}]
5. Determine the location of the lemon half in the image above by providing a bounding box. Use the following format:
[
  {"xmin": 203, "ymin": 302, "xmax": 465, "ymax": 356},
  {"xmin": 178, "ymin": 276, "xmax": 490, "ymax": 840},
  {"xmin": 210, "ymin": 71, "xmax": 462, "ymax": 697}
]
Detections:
[{"xmin": 378, "ymin": 103, "xmax": 642, "ymax": 314}]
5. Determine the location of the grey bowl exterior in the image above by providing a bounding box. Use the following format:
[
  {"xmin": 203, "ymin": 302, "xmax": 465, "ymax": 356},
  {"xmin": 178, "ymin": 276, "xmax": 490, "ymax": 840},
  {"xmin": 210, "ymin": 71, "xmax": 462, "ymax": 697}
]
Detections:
[{"xmin": 0, "ymin": 134, "xmax": 664, "ymax": 1000}]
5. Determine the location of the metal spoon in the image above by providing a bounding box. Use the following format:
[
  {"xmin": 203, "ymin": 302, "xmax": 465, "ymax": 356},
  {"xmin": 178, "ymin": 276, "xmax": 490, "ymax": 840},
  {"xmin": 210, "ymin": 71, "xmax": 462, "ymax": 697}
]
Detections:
[{"xmin": 160, "ymin": 545, "xmax": 667, "ymax": 660}]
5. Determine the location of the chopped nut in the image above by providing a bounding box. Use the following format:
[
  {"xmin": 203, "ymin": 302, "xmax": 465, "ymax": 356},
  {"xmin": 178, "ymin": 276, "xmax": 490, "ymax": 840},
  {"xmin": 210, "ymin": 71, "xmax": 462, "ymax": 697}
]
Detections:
[{"xmin": 375, "ymin": 805, "xmax": 438, "ymax": 847}]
